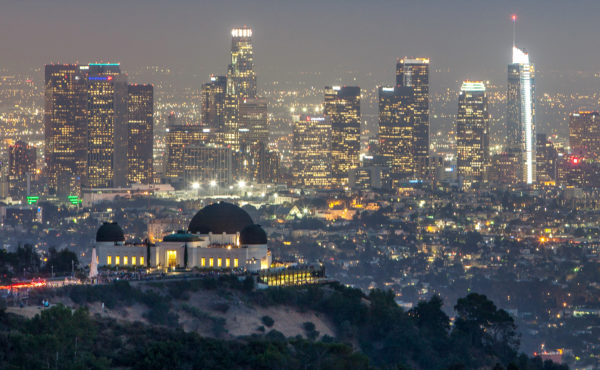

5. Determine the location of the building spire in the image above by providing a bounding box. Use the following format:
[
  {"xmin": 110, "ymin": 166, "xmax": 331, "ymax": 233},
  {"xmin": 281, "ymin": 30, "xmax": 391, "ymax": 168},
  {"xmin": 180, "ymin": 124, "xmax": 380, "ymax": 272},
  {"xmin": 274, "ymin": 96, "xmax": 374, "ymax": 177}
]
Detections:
[{"xmin": 512, "ymin": 14, "xmax": 517, "ymax": 47}]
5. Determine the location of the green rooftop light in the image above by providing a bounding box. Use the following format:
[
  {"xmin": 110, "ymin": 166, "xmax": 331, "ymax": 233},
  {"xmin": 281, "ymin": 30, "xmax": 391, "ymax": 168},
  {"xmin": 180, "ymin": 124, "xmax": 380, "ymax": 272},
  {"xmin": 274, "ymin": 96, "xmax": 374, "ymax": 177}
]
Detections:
[{"xmin": 67, "ymin": 195, "xmax": 82, "ymax": 205}]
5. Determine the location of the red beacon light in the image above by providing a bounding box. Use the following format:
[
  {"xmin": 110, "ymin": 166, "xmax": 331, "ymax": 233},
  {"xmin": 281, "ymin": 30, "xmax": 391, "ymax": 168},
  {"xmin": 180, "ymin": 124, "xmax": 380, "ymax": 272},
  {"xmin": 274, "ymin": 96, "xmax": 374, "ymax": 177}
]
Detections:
[{"xmin": 571, "ymin": 156, "xmax": 581, "ymax": 165}]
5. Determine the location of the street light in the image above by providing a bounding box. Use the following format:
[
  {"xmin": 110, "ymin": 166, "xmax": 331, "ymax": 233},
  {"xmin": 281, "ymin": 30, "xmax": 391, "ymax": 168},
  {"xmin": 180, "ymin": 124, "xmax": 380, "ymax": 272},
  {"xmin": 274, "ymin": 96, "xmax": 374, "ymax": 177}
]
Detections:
[{"xmin": 192, "ymin": 182, "xmax": 200, "ymax": 190}]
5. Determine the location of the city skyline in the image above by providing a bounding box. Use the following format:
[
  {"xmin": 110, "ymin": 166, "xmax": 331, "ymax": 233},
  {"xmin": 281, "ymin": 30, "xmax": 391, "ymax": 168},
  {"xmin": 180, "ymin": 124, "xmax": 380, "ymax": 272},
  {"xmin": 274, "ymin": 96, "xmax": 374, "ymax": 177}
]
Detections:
[{"xmin": 2, "ymin": 0, "xmax": 600, "ymax": 92}]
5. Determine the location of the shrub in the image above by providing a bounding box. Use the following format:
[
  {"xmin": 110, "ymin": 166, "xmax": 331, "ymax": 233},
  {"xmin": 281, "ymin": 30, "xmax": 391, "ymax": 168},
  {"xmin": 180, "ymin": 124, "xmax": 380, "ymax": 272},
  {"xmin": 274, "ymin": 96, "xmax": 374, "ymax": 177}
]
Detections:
[{"xmin": 261, "ymin": 315, "xmax": 275, "ymax": 327}]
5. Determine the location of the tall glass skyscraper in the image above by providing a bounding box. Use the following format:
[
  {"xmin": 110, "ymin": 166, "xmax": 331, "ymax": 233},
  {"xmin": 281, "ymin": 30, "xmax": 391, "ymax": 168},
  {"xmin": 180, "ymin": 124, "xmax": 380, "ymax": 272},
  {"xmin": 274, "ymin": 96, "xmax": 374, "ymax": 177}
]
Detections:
[
  {"xmin": 86, "ymin": 63, "xmax": 128, "ymax": 188},
  {"xmin": 201, "ymin": 75, "xmax": 227, "ymax": 133},
  {"xmin": 378, "ymin": 86, "xmax": 415, "ymax": 186},
  {"xmin": 396, "ymin": 58, "xmax": 429, "ymax": 179},
  {"xmin": 324, "ymin": 86, "xmax": 361, "ymax": 188},
  {"xmin": 507, "ymin": 46, "xmax": 536, "ymax": 184},
  {"xmin": 227, "ymin": 26, "xmax": 256, "ymax": 99},
  {"xmin": 456, "ymin": 81, "xmax": 489, "ymax": 190},
  {"xmin": 44, "ymin": 64, "xmax": 88, "ymax": 197},
  {"xmin": 292, "ymin": 115, "xmax": 332, "ymax": 188},
  {"xmin": 127, "ymin": 84, "xmax": 154, "ymax": 185}
]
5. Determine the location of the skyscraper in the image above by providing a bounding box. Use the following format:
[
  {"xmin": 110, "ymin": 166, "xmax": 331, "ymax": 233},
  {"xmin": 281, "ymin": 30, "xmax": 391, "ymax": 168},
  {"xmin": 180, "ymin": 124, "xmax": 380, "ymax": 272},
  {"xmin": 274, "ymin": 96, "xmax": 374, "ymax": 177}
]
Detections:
[
  {"xmin": 536, "ymin": 133, "xmax": 558, "ymax": 184},
  {"xmin": 456, "ymin": 81, "xmax": 489, "ymax": 190},
  {"xmin": 507, "ymin": 32, "xmax": 536, "ymax": 184},
  {"xmin": 127, "ymin": 84, "xmax": 154, "ymax": 185},
  {"xmin": 378, "ymin": 86, "xmax": 415, "ymax": 186},
  {"xmin": 227, "ymin": 26, "xmax": 256, "ymax": 99},
  {"xmin": 201, "ymin": 75, "xmax": 227, "ymax": 132},
  {"xmin": 8, "ymin": 140, "xmax": 36, "ymax": 200},
  {"xmin": 569, "ymin": 111, "xmax": 600, "ymax": 159},
  {"xmin": 86, "ymin": 63, "xmax": 128, "ymax": 188},
  {"xmin": 44, "ymin": 64, "xmax": 88, "ymax": 197},
  {"xmin": 396, "ymin": 57, "xmax": 430, "ymax": 178},
  {"xmin": 165, "ymin": 124, "xmax": 202, "ymax": 187},
  {"xmin": 324, "ymin": 86, "xmax": 360, "ymax": 188},
  {"xmin": 293, "ymin": 115, "xmax": 332, "ymax": 188},
  {"xmin": 223, "ymin": 94, "xmax": 240, "ymax": 151},
  {"xmin": 238, "ymin": 97, "xmax": 268, "ymax": 152},
  {"xmin": 182, "ymin": 144, "xmax": 233, "ymax": 187}
]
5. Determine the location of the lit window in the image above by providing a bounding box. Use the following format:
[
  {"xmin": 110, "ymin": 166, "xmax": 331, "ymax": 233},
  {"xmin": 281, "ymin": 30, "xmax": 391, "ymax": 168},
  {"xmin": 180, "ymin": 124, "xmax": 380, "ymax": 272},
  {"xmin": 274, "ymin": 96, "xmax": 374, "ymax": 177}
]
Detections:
[
  {"xmin": 124, "ymin": 256, "xmax": 128, "ymax": 265},
  {"xmin": 209, "ymin": 258, "xmax": 214, "ymax": 267},
  {"xmin": 234, "ymin": 258, "xmax": 239, "ymax": 268},
  {"xmin": 132, "ymin": 257, "xmax": 137, "ymax": 265},
  {"xmin": 107, "ymin": 256, "xmax": 112, "ymax": 265},
  {"xmin": 226, "ymin": 258, "xmax": 230, "ymax": 267},
  {"xmin": 217, "ymin": 258, "xmax": 222, "ymax": 267},
  {"xmin": 201, "ymin": 258, "xmax": 206, "ymax": 267},
  {"xmin": 140, "ymin": 256, "xmax": 145, "ymax": 266},
  {"xmin": 116, "ymin": 256, "xmax": 120, "ymax": 265}
]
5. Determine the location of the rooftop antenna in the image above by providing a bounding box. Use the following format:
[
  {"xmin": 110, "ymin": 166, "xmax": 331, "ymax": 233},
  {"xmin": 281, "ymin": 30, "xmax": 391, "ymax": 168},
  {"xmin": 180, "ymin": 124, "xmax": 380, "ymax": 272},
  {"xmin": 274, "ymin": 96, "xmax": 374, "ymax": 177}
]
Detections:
[{"xmin": 512, "ymin": 14, "xmax": 517, "ymax": 47}]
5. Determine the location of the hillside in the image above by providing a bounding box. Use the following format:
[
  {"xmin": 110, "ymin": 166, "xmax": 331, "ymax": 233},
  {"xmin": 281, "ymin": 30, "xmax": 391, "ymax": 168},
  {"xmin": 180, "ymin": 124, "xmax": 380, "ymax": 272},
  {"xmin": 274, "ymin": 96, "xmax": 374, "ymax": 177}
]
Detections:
[{"xmin": 2, "ymin": 276, "xmax": 570, "ymax": 369}]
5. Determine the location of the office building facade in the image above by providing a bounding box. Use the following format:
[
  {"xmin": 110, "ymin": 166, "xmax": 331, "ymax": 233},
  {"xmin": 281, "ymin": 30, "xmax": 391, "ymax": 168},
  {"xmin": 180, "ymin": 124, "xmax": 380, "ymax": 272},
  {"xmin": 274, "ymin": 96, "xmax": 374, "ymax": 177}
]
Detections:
[
  {"xmin": 456, "ymin": 82, "xmax": 489, "ymax": 190},
  {"xmin": 127, "ymin": 84, "xmax": 154, "ymax": 185},
  {"xmin": 396, "ymin": 57, "xmax": 430, "ymax": 178},
  {"xmin": 324, "ymin": 86, "xmax": 360, "ymax": 188}
]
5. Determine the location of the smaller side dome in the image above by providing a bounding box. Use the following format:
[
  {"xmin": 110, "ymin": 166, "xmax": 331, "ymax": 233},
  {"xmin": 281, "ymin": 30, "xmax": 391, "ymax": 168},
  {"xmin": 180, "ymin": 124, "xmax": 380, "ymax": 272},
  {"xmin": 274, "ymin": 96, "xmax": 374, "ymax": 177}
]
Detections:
[
  {"xmin": 96, "ymin": 222, "xmax": 125, "ymax": 242},
  {"xmin": 240, "ymin": 224, "xmax": 267, "ymax": 245}
]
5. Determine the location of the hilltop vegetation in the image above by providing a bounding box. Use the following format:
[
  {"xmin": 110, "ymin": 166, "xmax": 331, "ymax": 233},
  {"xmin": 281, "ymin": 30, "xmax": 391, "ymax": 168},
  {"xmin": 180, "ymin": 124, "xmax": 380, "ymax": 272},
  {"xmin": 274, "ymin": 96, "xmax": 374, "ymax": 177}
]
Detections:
[{"xmin": 1, "ymin": 277, "xmax": 568, "ymax": 369}]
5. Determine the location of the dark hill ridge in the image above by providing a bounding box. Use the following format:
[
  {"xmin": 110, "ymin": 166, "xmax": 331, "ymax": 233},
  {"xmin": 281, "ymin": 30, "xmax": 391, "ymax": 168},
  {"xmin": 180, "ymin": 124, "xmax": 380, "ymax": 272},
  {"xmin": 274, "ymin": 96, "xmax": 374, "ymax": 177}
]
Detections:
[{"xmin": 9, "ymin": 277, "xmax": 567, "ymax": 370}]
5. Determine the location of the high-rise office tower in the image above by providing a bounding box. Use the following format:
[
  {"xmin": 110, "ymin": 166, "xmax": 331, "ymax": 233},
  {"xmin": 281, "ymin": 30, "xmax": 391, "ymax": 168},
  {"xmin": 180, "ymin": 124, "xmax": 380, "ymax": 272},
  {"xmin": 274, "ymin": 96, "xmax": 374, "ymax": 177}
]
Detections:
[
  {"xmin": 456, "ymin": 81, "xmax": 489, "ymax": 190},
  {"xmin": 293, "ymin": 114, "xmax": 332, "ymax": 188},
  {"xmin": 250, "ymin": 142, "xmax": 280, "ymax": 184},
  {"xmin": 223, "ymin": 94, "xmax": 240, "ymax": 151},
  {"xmin": 507, "ymin": 19, "xmax": 536, "ymax": 184},
  {"xmin": 44, "ymin": 64, "xmax": 88, "ymax": 197},
  {"xmin": 488, "ymin": 152, "xmax": 520, "ymax": 188},
  {"xmin": 396, "ymin": 57, "xmax": 430, "ymax": 178},
  {"xmin": 8, "ymin": 140, "xmax": 36, "ymax": 200},
  {"xmin": 378, "ymin": 86, "xmax": 415, "ymax": 186},
  {"xmin": 239, "ymin": 97, "xmax": 268, "ymax": 152},
  {"xmin": 227, "ymin": 26, "xmax": 256, "ymax": 99},
  {"xmin": 165, "ymin": 124, "xmax": 202, "ymax": 187},
  {"xmin": 201, "ymin": 75, "xmax": 227, "ymax": 132},
  {"xmin": 569, "ymin": 111, "xmax": 600, "ymax": 159},
  {"xmin": 182, "ymin": 144, "xmax": 233, "ymax": 187},
  {"xmin": 536, "ymin": 134, "xmax": 558, "ymax": 184},
  {"xmin": 324, "ymin": 86, "xmax": 360, "ymax": 187},
  {"xmin": 86, "ymin": 63, "xmax": 128, "ymax": 188},
  {"xmin": 127, "ymin": 84, "xmax": 154, "ymax": 185}
]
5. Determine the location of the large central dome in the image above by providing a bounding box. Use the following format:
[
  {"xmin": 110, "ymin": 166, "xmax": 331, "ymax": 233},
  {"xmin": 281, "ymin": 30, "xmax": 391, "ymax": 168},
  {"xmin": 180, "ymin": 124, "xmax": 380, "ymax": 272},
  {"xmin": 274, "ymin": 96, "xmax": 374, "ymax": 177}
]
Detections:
[{"xmin": 188, "ymin": 202, "xmax": 254, "ymax": 234}]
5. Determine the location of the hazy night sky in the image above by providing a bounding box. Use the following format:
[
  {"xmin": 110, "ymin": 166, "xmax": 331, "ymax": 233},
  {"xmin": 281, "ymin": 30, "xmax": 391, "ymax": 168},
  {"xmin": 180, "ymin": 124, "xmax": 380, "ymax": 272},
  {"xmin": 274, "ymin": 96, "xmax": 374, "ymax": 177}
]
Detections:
[{"xmin": 2, "ymin": 0, "xmax": 600, "ymax": 90}]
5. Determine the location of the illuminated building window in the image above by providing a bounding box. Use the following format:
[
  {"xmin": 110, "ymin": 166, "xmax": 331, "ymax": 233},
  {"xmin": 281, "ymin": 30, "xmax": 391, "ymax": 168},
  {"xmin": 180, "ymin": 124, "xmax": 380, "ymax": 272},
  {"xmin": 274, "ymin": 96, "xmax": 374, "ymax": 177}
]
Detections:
[
  {"xmin": 226, "ymin": 258, "xmax": 230, "ymax": 267},
  {"xmin": 132, "ymin": 256, "xmax": 137, "ymax": 265},
  {"xmin": 209, "ymin": 258, "xmax": 214, "ymax": 267},
  {"xmin": 124, "ymin": 256, "xmax": 128, "ymax": 265},
  {"xmin": 201, "ymin": 258, "xmax": 206, "ymax": 267},
  {"xmin": 116, "ymin": 256, "xmax": 120, "ymax": 265},
  {"xmin": 217, "ymin": 258, "xmax": 222, "ymax": 267},
  {"xmin": 107, "ymin": 256, "xmax": 112, "ymax": 265},
  {"xmin": 234, "ymin": 258, "xmax": 239, "ymax": 268},
  {"xmin": 140, "ymin": 256, "xmax": 145, "ymax": 266}
]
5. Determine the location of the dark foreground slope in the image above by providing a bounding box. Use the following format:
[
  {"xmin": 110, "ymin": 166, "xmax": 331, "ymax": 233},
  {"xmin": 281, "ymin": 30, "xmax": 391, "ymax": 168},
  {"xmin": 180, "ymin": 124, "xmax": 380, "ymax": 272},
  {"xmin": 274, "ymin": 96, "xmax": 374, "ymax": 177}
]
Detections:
[{"xmin": 0, "ymin": 277, "xmax": 569, "ymax": 369}]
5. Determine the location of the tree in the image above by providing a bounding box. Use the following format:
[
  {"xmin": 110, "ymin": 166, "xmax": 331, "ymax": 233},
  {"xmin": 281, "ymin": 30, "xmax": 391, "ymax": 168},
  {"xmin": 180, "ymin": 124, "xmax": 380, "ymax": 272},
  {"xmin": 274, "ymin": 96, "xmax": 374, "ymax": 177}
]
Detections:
[
  {"xmin": 453, "ymin": 293, "xmax": 519, "ymax": 364},
  {"xmin": 409, "ymin": 295, "xmax": 450, "ymax": 338},
  {"xmin": 44, "ymin": 248, "xmax": 78, "ymax": 275}
]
